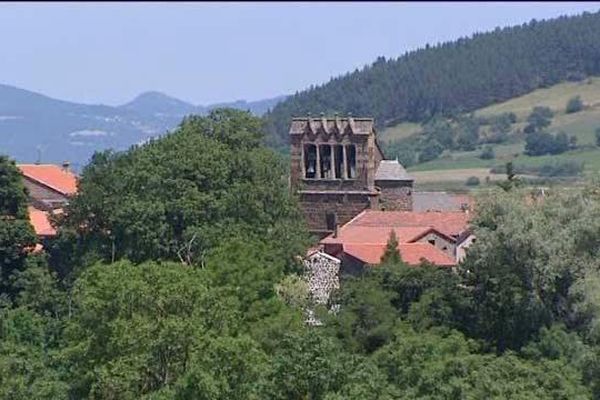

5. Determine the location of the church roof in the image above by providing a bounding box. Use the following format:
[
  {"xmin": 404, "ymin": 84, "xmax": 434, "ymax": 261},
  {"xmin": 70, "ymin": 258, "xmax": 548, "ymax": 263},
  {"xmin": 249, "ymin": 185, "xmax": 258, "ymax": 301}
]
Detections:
[
  {"xmin": 289, "ymin": 116, "xmax": 374, "ymax": 136},
  {"xmin": 375, "ymin": 159, "xmax": 413, "ymax": 181}
]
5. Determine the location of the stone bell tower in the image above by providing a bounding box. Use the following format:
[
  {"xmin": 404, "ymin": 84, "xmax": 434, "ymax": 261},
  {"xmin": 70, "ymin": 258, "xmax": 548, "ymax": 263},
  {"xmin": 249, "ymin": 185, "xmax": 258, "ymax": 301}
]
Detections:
[{"xmin": 289, "ymin": 114, "xmax": 413, "ymax": 238}]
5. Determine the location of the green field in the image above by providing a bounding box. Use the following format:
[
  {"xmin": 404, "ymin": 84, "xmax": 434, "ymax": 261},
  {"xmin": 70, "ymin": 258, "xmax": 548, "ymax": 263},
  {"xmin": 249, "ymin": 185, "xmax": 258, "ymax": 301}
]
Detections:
[
  {"xmin": 475, "ymin": 77, "xmax": 600, "ymax": 121},
  {"xmin": 379, "ymin": 78, "xmax": 600, "ymax": 190},
  {"xmin": 380, "ymin": 121, "xmax": 422, "ymax": 142}
]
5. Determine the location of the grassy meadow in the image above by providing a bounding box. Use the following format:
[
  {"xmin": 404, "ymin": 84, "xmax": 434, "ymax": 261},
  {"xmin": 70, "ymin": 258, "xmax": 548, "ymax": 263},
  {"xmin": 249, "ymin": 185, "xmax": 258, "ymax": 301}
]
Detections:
[{"xmin": 381, "ymin": 78, "xmax": 600, "ymax": 190}]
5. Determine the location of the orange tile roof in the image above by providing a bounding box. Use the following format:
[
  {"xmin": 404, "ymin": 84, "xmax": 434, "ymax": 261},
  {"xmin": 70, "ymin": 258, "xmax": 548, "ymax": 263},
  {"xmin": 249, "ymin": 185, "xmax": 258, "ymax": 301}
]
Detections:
[
  {"xmin": 18, "ymin": 164, "xmax": 78, "ymax": 196},
  {"xmin": 347, "ymin": 210, "xmax": 470, "ymax": 237},
  {"xmin": 28, "ymin": 206, "xmax": 56, "ymax": 237},
  {"xmin": 322, "ymin": 226, "xmax": 433, "ymax": 245},
  {"xmin": 343, "ymin": 243, "xmax": 456, "ymax": 266},
  {"xmin": 319, "ymin": 210, "xmax": 471, "ymax": 268}
]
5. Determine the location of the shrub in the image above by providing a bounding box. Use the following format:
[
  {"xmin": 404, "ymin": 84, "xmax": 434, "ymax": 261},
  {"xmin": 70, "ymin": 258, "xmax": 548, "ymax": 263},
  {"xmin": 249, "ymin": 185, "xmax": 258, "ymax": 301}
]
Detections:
[
  {"xmin": 524, "ymin": 124, "xmax": 536, "ymax": 134},
  {"xmin": 480, "ymin": 146, "xmax": 495, "ymax": 160},
  {"xmin": 527, "ymin": 106, "xmax": 554, "ymax": 131},
  {"xmin": 524, "ymin": 131, "xmax": 570, "ymax": 156},
  {"xmin": 595, "ymin": 128, "xmax": 600, "ymax": 147},
  {"xmin": 418, "ymin": 140, "xmax": 444, "ymax": 163},
  {"xmin": 569, "ymin": 135, "xmax": 578, "ymax": 150},
  {"xmin": 465, "ymin": 176, "xmax": 481, "ymax": 186},
  {"xmin": 565, "ymin": 95, "xmax": 583, "ymax": 114}
]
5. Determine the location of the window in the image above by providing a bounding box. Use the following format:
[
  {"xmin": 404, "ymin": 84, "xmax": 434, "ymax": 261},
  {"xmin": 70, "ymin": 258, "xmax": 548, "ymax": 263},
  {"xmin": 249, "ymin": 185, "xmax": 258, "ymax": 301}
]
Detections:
[
  {"xmin": 304, "ymin": 144, "xmax": 317, "ymax": 179},
  {"xmin": 319, "ymin": 145, "xmax": 332, "ymax": 179},
  {"xmin": 326, "ymin": 212, "xmax": 337, "ymax": 231},
  {"xmin": 428, "ymin": 238, "xmax": 436, "ymax": 246},
  {"xmin": 346, "ymin": 145, "xmax": 356, "ymax": 179},
  {"xmin": 334, "ymin": 145, "xmax": 344, "ymax": 179}
]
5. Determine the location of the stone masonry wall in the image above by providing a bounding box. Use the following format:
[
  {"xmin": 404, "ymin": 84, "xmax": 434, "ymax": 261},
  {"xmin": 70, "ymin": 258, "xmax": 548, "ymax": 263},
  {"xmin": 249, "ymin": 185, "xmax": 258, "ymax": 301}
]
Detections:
[
  {"xmin": 23, "ymin": 178, "xmax": 69, "ymax": 210},
  {"xmin": 376, "ymin": 180, "xmax": 414, "ymax": 211},
  {"xmin": 300, "ymin": 192, "xmax": 372, "ymax": 237}
]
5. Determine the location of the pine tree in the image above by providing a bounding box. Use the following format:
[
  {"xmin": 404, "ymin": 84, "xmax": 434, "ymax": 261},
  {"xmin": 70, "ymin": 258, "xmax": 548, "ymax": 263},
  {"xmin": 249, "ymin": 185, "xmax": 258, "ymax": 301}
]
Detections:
[{"xmin": 381, "ymin": 229, "xmax": 401, "ymax": 264}]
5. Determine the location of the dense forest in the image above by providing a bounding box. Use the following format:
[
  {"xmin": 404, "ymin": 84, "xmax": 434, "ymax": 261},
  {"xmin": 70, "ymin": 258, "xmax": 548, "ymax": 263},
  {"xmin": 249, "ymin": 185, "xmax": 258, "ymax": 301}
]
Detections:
[
  {"xmin": 264, "ymin": 10, "xmax": 600, "ymax": 148},
  {"xmin": 2, "ymin": 109, "xmax": 600, "ymax": 398}
]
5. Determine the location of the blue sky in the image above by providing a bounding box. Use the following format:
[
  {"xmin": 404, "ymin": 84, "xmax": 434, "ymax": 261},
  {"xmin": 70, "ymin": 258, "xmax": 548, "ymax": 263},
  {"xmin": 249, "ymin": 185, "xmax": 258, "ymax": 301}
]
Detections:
[{"xmin": 1, "ymin": 2, "xmax": 599, "ymax": 106}]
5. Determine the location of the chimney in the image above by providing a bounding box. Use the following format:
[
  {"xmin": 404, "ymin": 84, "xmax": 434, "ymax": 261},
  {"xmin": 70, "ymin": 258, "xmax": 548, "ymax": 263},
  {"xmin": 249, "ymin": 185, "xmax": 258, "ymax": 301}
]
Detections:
[{"xmin": 62, "ymin": 161, "xmax": 70, "ymax": 172}]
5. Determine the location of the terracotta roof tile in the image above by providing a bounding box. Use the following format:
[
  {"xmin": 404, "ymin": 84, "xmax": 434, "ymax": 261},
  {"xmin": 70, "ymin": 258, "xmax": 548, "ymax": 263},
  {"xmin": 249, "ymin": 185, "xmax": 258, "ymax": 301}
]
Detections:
[
  {"xmin": 319, "ymin": 210, "xmax": 471, "ymax": 267},
  {"xmin": 322, "ymin": 226, "xmax": 432, "ymax": 245},
  {"xmin": 28, "ymin": 206, "xmax": 56, "ymax": 237},
  {"xmin": 343, "ymin": 243, "xmax": 456, "ymax": 266},
  {"xmin": 350, "ymin": 210, "xmax": 470, "ymax": 237},
  {"xmin": 18, "ymin": 164, "xmax": 78, "ymax": 196}
]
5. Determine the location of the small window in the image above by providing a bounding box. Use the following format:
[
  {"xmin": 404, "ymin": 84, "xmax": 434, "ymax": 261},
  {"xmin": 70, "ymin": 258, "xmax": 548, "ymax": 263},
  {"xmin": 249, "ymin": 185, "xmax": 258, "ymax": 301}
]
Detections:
[
  {"xmin": 345, "ymin": 145, "xmax": 356, "ymax": 179},
  {"xmin": 320, "ymin": 145, "xmax": 332, "ymax": 179},
  {"xmin": 334, "ymin": 145, "xmax": 344, "ymax": 179},
  {"xmin": 304, "ymin": 144, "xmax": 317, "ymax": 179},
  {"xmin": 442, "ymin": 246, "xmax": 448, "ymax": 251},
  {"xmin": 326, "ymin": 212, "xmax": 337, "ymax": 231},
  {"xmin": 428, "ymin": 239, "xmax": 436, "ymax": 246}
]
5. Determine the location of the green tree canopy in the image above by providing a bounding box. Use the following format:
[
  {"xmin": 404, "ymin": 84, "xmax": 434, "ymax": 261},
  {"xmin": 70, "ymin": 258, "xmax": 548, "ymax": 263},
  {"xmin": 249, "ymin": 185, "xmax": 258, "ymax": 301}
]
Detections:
[
  {"xmin": 0, "ymin": 155, "xmax": 40, "ymax": 303},
  {"xmin": 58, "ymin": 109, "xmax": 307, "ymax": 276}
]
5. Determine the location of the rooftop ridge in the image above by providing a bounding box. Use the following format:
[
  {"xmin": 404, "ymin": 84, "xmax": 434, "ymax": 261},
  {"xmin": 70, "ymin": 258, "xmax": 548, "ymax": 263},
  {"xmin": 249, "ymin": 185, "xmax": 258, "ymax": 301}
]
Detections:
[{"xmin": 18, "ymin": 164, "xmax": 78, "ymax": 196}]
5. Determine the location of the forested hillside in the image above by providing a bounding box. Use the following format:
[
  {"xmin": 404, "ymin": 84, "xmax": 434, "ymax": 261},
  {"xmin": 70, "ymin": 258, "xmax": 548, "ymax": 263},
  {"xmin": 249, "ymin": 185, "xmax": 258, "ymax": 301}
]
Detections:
[{"xmin": 264, "ymin": 10, "xmax": 600, "ymax": 147}]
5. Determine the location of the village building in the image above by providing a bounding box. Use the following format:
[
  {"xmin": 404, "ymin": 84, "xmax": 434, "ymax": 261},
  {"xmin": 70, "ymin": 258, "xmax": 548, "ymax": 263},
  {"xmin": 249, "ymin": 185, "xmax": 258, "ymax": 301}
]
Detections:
[
  {"xmin": 17, "ymin": 163, "xmax": 78, "ymax": 242},
  {"xmin": 289, "ymin": 115, "xmax": 414, "ymax": 238},
  {"xmin": 319, "ymin": 209, "xmax": 474, "ymax": 273},
  {"xmin": 18, "ymin": 162, "xmax": 78, "ymax": 211},
  {"xmin": 289, "ymin": 115, "xmax": 477, "ymax": 299}
]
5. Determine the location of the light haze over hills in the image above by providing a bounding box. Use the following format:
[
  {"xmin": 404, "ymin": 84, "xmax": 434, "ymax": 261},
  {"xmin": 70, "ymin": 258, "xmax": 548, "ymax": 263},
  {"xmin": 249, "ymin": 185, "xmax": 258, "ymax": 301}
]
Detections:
[{"xmin": 0, "ymin": 83, "xmax": 285, "ymax": 168}]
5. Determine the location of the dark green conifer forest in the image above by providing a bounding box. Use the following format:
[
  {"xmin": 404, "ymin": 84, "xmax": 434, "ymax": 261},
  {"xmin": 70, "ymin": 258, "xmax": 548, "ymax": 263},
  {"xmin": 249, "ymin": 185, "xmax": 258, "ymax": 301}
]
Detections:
[{"xmin": 264, "ymin": 11, "xmax": 600, "ymax": 147}]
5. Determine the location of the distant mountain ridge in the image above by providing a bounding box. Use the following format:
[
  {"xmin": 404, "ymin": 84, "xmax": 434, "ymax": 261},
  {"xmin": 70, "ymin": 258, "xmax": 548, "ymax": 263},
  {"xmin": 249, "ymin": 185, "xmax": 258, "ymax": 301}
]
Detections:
[{"xmin": 0, "ymin": 84, "xmax": 286, "ymax": 168}]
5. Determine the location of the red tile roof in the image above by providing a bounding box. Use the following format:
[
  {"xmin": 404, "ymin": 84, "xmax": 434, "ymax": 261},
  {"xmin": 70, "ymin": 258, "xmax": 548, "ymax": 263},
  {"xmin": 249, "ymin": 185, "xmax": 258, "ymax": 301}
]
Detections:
[
  {"xmin": 347, "ymin": 210, "xmax": 470, "ymax": 237},
  {"xmin": 343, "ymin": 243, "xmax": 456, "ymax": 266},
  {"xmin": 319, "ymin": 210, "xmax": 471, "ymax": 267},
  {"xmin": 18, "ymin": 164, "xmax": 78, "ymax": 196},
  {"xmin": 28, "ymin": 206, "xmax": 56, "ymax": 237},
  {"xmin": 322, "ymin": 226, "xmax": 433, "ymax": 245}
]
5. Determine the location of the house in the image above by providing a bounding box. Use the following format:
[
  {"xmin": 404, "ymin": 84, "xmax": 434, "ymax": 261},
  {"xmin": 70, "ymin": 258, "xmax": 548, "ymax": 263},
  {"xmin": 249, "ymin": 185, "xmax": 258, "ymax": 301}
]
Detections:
[
  {"xmin": 17, "ymin": 163, "xmax": 77, "ymax": 247},
  {"xmin": 319, "ymin": 209, "xmax": 474, "ymax": 273},
  {"xmin": 18, "ymin": 162, "xmax": 78, "ymax": 211},
  {"xmin": 289, "ymin": 116, "xmax": 414, "ymax": 238}
]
